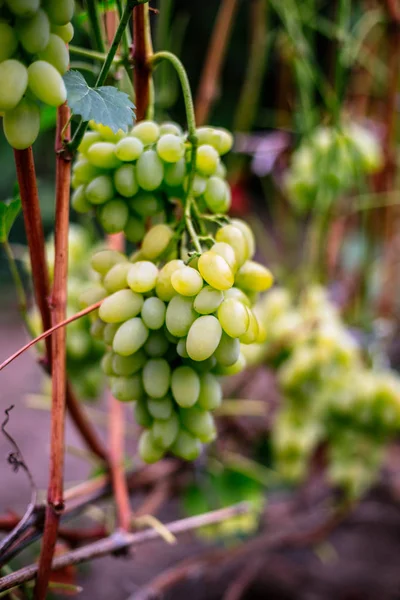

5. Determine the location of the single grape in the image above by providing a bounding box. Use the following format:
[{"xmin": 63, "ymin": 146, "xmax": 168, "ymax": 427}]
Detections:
[
  {"xmin": 141, "ymin": 224, "xmax": 173, "ymax": 260},
  {"xmin": 156, "ymin": 133, "xmax": 185, "ymax": 163},
  {"xmin": 180, "ymin": 407, "xmax": 216, "ymax": 443},
  {"xmin": 28, "ymin": 61, "xmax": 67, "ymax": 107},
  {"xmin": 166, "ymin": 295, "xmax": 197, "ymax": 337},
  {"xmin": 224, "ymin": 287, "xmax": 251, "ymax": 307},
  {"xmin": 73, "ymin": 158, "xmax": 102, "ymax": 184},
  {"xmin": 231, "ymin": 219, "xmax": 255, "ymax": 259},
  {"xmin": 141, "ymin": 297, "xmax": 166, "ymax": 330},
  {"xmin": 112, "ymin": 350, "xmax": 146, "ymax": 376},
  {"xmin": 6, "ymin": 0, "xmax": 39, "ymax": 17},
  {"xmin": 0, "ymin": 60, "xmax": 28, "ymax": 111},
  {"xmin": 90, "ymin": 318, "xmax": 106, "ymax": 340},
  {"xmin": 204, "ymin": 176, "xmax": 231, "ymax": 213},
  {"xmin": 79, "ymin": 284, "xmax": 107, "ymax": 309},
  {"xmin": 171, "ymin": 365, "xmax": 200, "ymax": 407},
  {"xmin": 113, "ymin": 317, "xmax": 149, "ymax": 356},
  {"xmin": 87, "ymin": 142, "xmax": 121, "ymax": 169},
  {"xmin": 43, "ymin": 0, "xmax": 75, "ymax": 25},
  {"xmin": 235, "ymin": 261, "xmax": 274, "ymax": 292},
  {"xmin": 130, "ymin": 191, "xmax": 163, "ymax": 217},
  {"xmin": 198, "ymin": 251, "xmax": 234, "ymax": 291},
  {"xmin": 0, "ymin": 22, "xmax": 18, "ymax": 62},
  {"xmin": 143, "ymin": 330, "xmax": 169, "ymax": 357},
  {"xmin": 16, "ymin": 9, "xmax": 50, "ymax": 54},
  {"xmin": 103, "ymin": 262, "xmax": 131, "ymax": 293},
  {"xmin": 186, "ymin": 315, "xmax": 222, "ymax": 361},
  {"xmin": 152, "ymin": 413, "xmax": 179, "ymax": 448},
  {"xmin": 38, "ymin": 34, "xmax": 70, "ymax": 74},
  {"xmin": 91, "ymin": 249, "xmax": 127, "ymax": 275},
  {"xmin": 114, "ymin": 136, "xmax": 144, "ymax": 161},
  {"xmin": 147, "ymin": 396, "xmax": 173, "ymax": 420},
  {"xmin": 184, "ymin": 174, "xmax": 207, "ymax": 197},
  {"xmin": 217, "ymin": 298, "xmax": 249, "ymax": 338},
  {"xmin": 136, "ymin": 149, "xmax": 164, "ymax": 191},
  {"xmin": 114, "ymin": 164, "xmax": 139, "ymax": 197},
  {"xmin": 50, "ymin": 22, "xmax": 74, "ymax": 43},
  {"xmin": 78, "ymin": 132, "xmax": 102, "ymax": 155},
  {"xmin": 215, "ymin": 225, "xmax": 248, "ymax": 266},
  {"xmin": 171, "ymin": 266, "xmax": 203, "ymax": 297},
  {"xmin": 3, "ymin": 98, "xmax": 40, "ymax": 149},
  {"xmin": 127, "ymin": 261, "xmax": 158, "ymax": 293},
  {"xmin": 171, "ymin": 429, "xmax": 201, "ymax": 461},
  {"xmin": 214, "ymin": 332, "xmax": 240, "ymax": 366},
  {"xmin": 85, "ymin": 175, "xmax": 114, "ymax": 204},
  {"xmin": 164, "ymin": 159, "xmax": 186, "ymax": 187},
  {"xmin": 196, "ymin": 144, "xmax": 219, "ymax": 176},
  {"xmin": 159, "ymin": 122, "xmax": 182, "ymax": 136},
  {"xmin": 239, "ymin": 309, "xmax": 259, "ymax": 344},
  {"xmin": 139, "ymin": 430, "xmax": 164, "ymax": 463},
  {"xmin": 143, "ymin": 358, "xmax": 171, "ymax": 398},
  {"xmin": 194, "ymin": 285, "xmax": 224, "ymax": 315},
  {"xmin": 101, "ymin": 352, "xmax": 115, "ymax": 376},
  {"xmin": 71, "ymin": 185, "xmax": 91, "ymax": 213},
  {"xmin": 99, "ymin": 289, "xmax": 143, "ymax": 323},
  {"xmin": 177, "ymin": 338, "xmax": 189, "ymax": 358},
  {"xmin": 135, "ymin": 399, "xmax": 153, "ymax": 428},
  {"xmin": 98, "ymin": 200, "xmax": 129, "ymax": 234},
  {"xmin": 211, "ymin": 242, "xmax": 237, "ymax": 272},
  {"xmin": 111, "ymin": 374, "xmax": 144, "ymax": 402},
  {"xmin": 211, "ymin": 128, "xmax": 233, "ymax": 155},
  {"xmin": 103, "ymin": 323, "xmax": 119, "ymax": 345},
  {"xmin": 198, "ymin": 372, "xmax": 222, "ymax": 410},
  {"xmin": 214, "ymin": 352, "xmax": 246, "ymax": 376},
  {"xmin": 124, "ymin": 215, "xmax": 146, "ymax": 243},
  {"xmin": 155, "ymin": 259, "xmax": 185, "ymax": 301},
  {"xmin": 131, "ymin": 120, "xmax": 160, "ymax": 145}
]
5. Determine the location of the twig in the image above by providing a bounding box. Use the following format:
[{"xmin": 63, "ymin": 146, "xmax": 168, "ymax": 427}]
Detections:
[
  {"xmin": 0, "ymin": 504, "xmax": 249, "ymax": 593},
  {"xmin": 109, "ymin": 393, "xmax": 131, "ymax": 532},
  {"xmin": 133, "ymin": 2, "xmax": 153, "ymax": 120},
  {"xmin": 194, "ymin": 0, "xmax": 239, "ymax": 125},
  {"xmin": 223, "ymin": 558, "xmax": 264, "ymax": 600}
]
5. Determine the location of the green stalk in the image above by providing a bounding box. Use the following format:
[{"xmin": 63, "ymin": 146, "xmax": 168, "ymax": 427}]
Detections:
[
  {"xmin": 334, "ymin": 0, "xmax": 352, "ymax": 122},
  {"xmin": 3, "ymin": 241, "xmax": 35, "ymax": 338},
  {"xmin": 85, "ymin": 0, "xmax": 106, "ymax": 53},
  {"xmin": 68, "ymin": 45, "xmax": 120, "ymax": 63}
]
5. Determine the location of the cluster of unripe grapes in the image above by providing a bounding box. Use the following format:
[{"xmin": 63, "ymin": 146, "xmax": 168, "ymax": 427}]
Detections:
[
  {"xmin": 284, "ymin": 123, "xmax": 383, "ymax": 213},
  {"xmin": 0, "ymin": 0, "xmax": 74, "ymax": 149},
  {"xmin": 244, "ymin": 286, "xmax": 400, "ymax": 498},
  {"xmin": 71, "ymin": 121, "xmax": 233, "ymax": 239},
  {"xmin": 82, "ymin": 220, "xmax": 273, "ymax": 463}
]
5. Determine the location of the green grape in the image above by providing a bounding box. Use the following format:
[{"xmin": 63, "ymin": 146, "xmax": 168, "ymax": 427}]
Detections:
[
  {"xmin": 198, "ymin": 372, "xmax": 222, "ymax": 410},
  {"xmin": 98, "ymin": 200, "xmax": 129, "ymax": 234},
  {"xmin": 71, "ymin": 185, "xmax": 91, "ymax": 213},
  {"xmin": 124, "ymin": 215, "xmax": 145, "ymax": 243},
  {"xmin": 196, "ymin": 144, "xmax": 219, "ymax": 176},
  {"xmin": 127, "ymin": 261, "xmax": 158, "ymax": 293},
  {"xmin": 0, "ymin": 23, "xmax": 18, "ymax": 62},
  {"xmin": 194, "ymin": 285, "xmax": 224, "ymax": 315},
  {"xmin": 204, "ymin": 177, "xmax": 231, "ymax": 213},
  {"xmin": 91, "ymin": 249, "xmax": 127, "ymax": 275},
  {"xmin": 135, "ymin": 399, "xmax": 153, "ymax": 428},
  {"xmin": 38, "ymin": 34, "xmax": 69, "ymax": 74},
  {"xmin": 114, "ymin": 136, "xmax": 143, "ymax": 161},
  {"xmin": 180, "ymin": 407, "xmax": 216, "ymax": 443},
  {"xmin": 92, "ymin": 123, "xmax": 125, "ymax": 142},
  {"xmin": 6, "ymin": 0, "xmax": 39, "ymax": 16},
  {"xmin": 114, "ymin": 164, "xmax": 139, "ymax": 197},
  {"xmin": 215, "ymin": 225, "xmax": 248, "ymax": 267},
  {"xmin": 136, "ymin": 149, "xmax": 164, "ymax": 191},
  {"xmin": 112, "ymin": 317, "xmax": 149, "ymax": 356},
  {"xmin": 131, "ymin": 120, "xmax": 160, "ymax": 145},
  {"xmin": 224, "ymin": 287, "xmax": 251, "ymax": 307},
  {"xmin": 177, "ymin": 338, "xmax": 189, "ymax": 358},
  {"xmin": 217, "ymin": 298, "xmax": 250, "ymax": 337},
  {"xmin": 130, "ymin": 191, "xmax": 163, "ymax": 217},
  {"xmin": 198, "ymin": 251, "xmax": 234, "ymax": 291},
  {"xmin": 43, "ymin": 0, "xmax": 75, "ymax": 25},
  {"xmin": 3, "ymin": 98, "xmax": 40, "ymax": 149},
  {"xmin": 147, "ymin": 395, "xmax": 173, "ymax": 420},
  {"xmin": 164, "ymin": 159, "xmax": 186, "ymax": 187},
  {"xmin": 239, "ymin": 309, "xmax": 259, "ymax": 344},
  {"xmin": 17, "ymin": 9, "xmax": 50, "ymax": 54},
  {"xmin": 171, "ymin": 365, "xmax": 200, "ymax": 407},
  {"xmin": 211, "ymin": 242, "xmax": 237, "ymax": 272},
  {"xmin": 143, "ymin": 330, "xmax": 169, "ymax": 357},
  {"xmin": 67, "ymin": 330, "xmax": 91, "ymax": 359},
  {"xmin": 235, "ymin": 261, "xmax": 274, "ymax": 292},
  {"xmin": 156, "ymin": 133, "xmax": 185, "ymax": 162},
  {"xmin": 186, "ymin": 315, "xmax": 222, "ymax": 361},
  {"xmin": 141, "ymin": 224, "xmax": 173, "ymax": 260},
  {"xmin": 0, "ymin": 60, "xmax": 28, "ymax": 111},
  {"xmin": 171, "ymin": 429, "xmax": 201, "ymax": 461},
  {"xmin": 99, "ymin": 289, "xmax": 143, "ymax": 323},
  {"xmin": 103, "ymin": 262, "xmax": 131, "ymax": 293},
  {"xmin": 231, "ymin": 219, "xmax": 255, "ymax": 259},
  {"xmin": 141, "ymin": 297, "xmax": 166, "ymax": 329},
  {"xmin": 90, "ymin": 318, "xmax": 106, "ymax": 340},
  {"xmin": 85, "ymin": 175, "xmax": 114, "ymax": 204},
  {"xmin": 152, "ymin": 413, "xmax": 179, "ymax": 449},
  {"xmin": 87, "ymin": 142, "xmax": 121, "ymax": 169},
  {"xmin": 27, "ymin": 61, "xmax": 67, "ymax": 107},
  {"xmin": 50, "ymin": 22, "xmax": 74, "ymax": 43},
  {"xmin": 138, "ymin": 430, "xmax": 164, "ymax": 463},
  {"xmin": 171, "ymin": 266, "xmax": 203, "ymax": 297},
  {"xmin": 214, "ymin": 352, "xmax": 246, "ymax": 375},
  {"xmin": 211, "ymin": 128, "xmax": 233, "ymax": 155},
  {"xmin": 111, "ymin": 374, "xmax": 143, "ymax": 402},
  {"xmin": 155, "ymin": 259, "xmax": 185, "ymax": 301},
  {"xmin": 101, "ymin": 351, "xmax": 115, "ymax": 376},
  {"xmin": 166, "ymin": 295, "xmax": 197, "ymax": 337},
  {"xmin": 159, "ymin": 122, "xmax": 182, "ymax": 136},
  {"xmin": 143, "ymin": 358, "xmax": 171, "ymax": 398},
  {"xmin": 73, "ymin": 158, "xmax": 102, "ymax": 184},
  {"xmin": 214, "ymin": 332, "xmax": 240, "ymax": 366},
  {"xmin": 184, "ymin": 174, "xmax": 207, "ymax": 197},
  {"xmin": 112, "ymin": 350, "xmax": 146, "ymax": 376},
  {"xmin": 79, "ymin": 284, "xmax": 107, "ymax": 309},
  {"xmin": 103, "ymin": 323, "xmax": 119, "ymax": 345}
]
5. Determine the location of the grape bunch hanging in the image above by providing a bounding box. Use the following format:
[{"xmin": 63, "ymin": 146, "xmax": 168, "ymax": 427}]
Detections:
[{"xmin": 0, "ymin": 0, "xmax": 74, "ymax": 149}]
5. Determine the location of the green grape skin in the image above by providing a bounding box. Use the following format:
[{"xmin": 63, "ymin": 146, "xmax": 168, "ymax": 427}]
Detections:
[
  {"xmin": 98, "ymin": 200, "xmax": 129, "ymax": 234},
  {"xmin": 212, "ymin": 128, "xmax": 233, "ymax": 155},
  {"xmin": 6, "ymin": 0, "xmax": 39, "ymax": 16},
  {"xmin": 91, "ymin": 249, "xmax": 127, "ymax": 275},
  {"xmin": 141, "ymin": 224, "xmax": 173, "ymax": 260},
  {"xmin": 73, "ymin": 158, "xmax": 102, "ymax": 184},
  {"xmin": 135, "ymin": 399, "xmax": 153, "ymax": 428},
  {"xmin": 214, "ymin": 332, "xmax": 240, "ymax": 366},
  {"xmin": 16, "ymin": 9, "xmax": 50, "ymax": 54},
  {"xmin": 171, "ymin": 365, "xmax": 200, "ymax": 407},
  {"xmin": 224, "ymin": 287, "xmax": 252, "ymax": 307},
  {"xmin": 112, "ymin": 350, "xmax": 146, "ymax": 376},
  {"xmin": 131, "ymin": 120, "xmax": 160, "ymax": 145},
  {"xmin": 3, "ymin": 98, "xmax": 40, "ymax": 149},
  {"xmin": 231, "ymin": 219, "xmax": 256, "ymax": 259},
  {"xmin": 130, "ymin": 191, "xmax": 163, "ymax": 217},
  {"xmin": 147, "ymin": 396, "xmax": 173, "ymax": 420},
  {"xmin": 213, "ymin": 352, "xmax": 246, "ymax": 376},
  {"xmin": 103, "ymin": 262, "xmax": 131, "ymax": 293},
  {"xmin": 177, "ymin": 338, "xmax": 189, "ymax": 358},
  {"xmin": 87, "ymin": 142, "xmax": 121, "ymax": 169},
  {"xmin": 193, "ymin": 286, "xmax": 224, "ymax": 315},
  {"xmin": 180, "ymin": 407, "xmax": 216, "ymax": 443},
  {"xmin": 152, "ymin": 413, "xmax": 179, "ymax": 449},
  {"xmin": 141, "ymin": 297, "xmax": 166, "ymax": 330},
  {"xmin": 235, "ymin": 261, "xmax": 274, "ymax": 292},
  {"xmin": 111, "ymin": 374, "xmax": 143, "ymax": 402},
  {"xmin": 124, "ymin": 215, "xmax": 146, "ymax": 243},
  {"xmin": 27, "ymin": 61, "xmax": 67, "ymax": 107},
  {"xmin": 211, "ymin": 242, "xmax": 237, "ymax": 272},
  {"xmin": 204, "ymin": 177, "xmax": 231, "ymax": 213},
  {"xmin": 171, "ymin": 266, "xmax": 203, "ymax": 297},
  {"xmin": 184, "ymin": 174, "xmax": 207, "ymax": 197},
  {"xmin": 112, "ymin": 317, "xmax": 149, "ymax": 356},
  {"xmin": 102, "ymin": 323, "xmax": 119, "ymax": 345},
  {"xmin": 0, "ymin": 61, "xmax": 28, "ymax": 111},
  {"xmin": 114, "ymin": 136, "xmax": 144, "ymax": 161},
  {"xmin": 215, "ymin": 225, "xmax": 249, "ymax": 267},
  {"xmin": 43, "ymin": 0, "xmax": 75, "ymax": 25},
  {"xmin": 127, "ymin": 261, "xmax": 158, "ymax": 293},
  {"xmin": 143, "ymin": 330, "xmax": 169, "ymax": 357},
  {"xmin": 99, "ymin": 289, "xmax": 143, "ymax": 323},
  {"xmin": 186, "ymin": 315, "xmax": 222, "ymax": 362},
  {"xmin": 159, "ymin": 122, "xmax": 182, "ymax": 136},
  {"xmin": 155, "ymin": 259, "xmax": 185, "ymax": 301},
  {"xmin": 0, "ymin": 22, "xmax": 18, "ymax": 62},
  {"xmin": 92, "ymin": 123, "xmax": 125, "ymax": 142},
  {"xmin": 79, "ymin": 284, "xmax": 107, "ymax": 309},
  {"xmin": 114, "ymin": 164, "xmax": 139, "ymax": 198},
  {"xmin": 101, "ymin": 351, "xmax": 115, "ymax": 376},
  {"xmin": 136, "ymin": 149, "xmax": 164, "ymax": 191},
  {"xmin": 156, "ymin": 133, "xmax": 185, "ymax": 163},
  {"xmin": 143, "ymin": 358, "xmax": 171, "ymax": 398},
  {"xmin": 38, "ymin": 34, "xmax": 69, "ymax": 74},
  {"xmin": 85, "ymin": 175, "xmax": 114, "ymax": 205},
  {"xmin": 166, "ymin": 295, "xmax": 197, "ymax": 338},
  {"xmin": 164, "ymin": 159, "xmax": 186, "ymax": 187},
  {"xmin": 196, "ymin": 144, "xmax": 219, "ymax": 176},
  {"xmin": 138, "ymin": 430, "xmax": 164, "ymax": 463},
  {"xmin": 238, "ymin": 309, "xmax": 259, "ymax": 344},
  {"xmin": 198, "ymin": 373, "xmax": 222, "ymax": 410},
  {"xmin": 90, "ymin": 317, "xmax": 106, "ymax": 340},
  {"xmin": 50, "ymin": 22, "xmax": 74, "ymax": 43},
  {"xmin": 198, "ymin": 251, "xmax": 234, "ymax": 291},
  {"xmin": 71, "ymin": 185, "xmax": 91, "ymax": 213},
  {"xmin": 171, "ymin": 430, "xmax": 201, "ymax": 461},
  {"xmin": 217, "ymin": 298, "xmax": 249, "ymax": 338}
]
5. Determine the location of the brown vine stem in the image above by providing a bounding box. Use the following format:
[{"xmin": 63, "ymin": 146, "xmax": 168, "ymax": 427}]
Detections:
[
  {"xmin": 133, "ymin": 2, "xmax": 152, "ymax": 120},
  {"xmin": 0, "ymin": 503, "xmax": 249, "ymax": 593},
  {"xmin": 194, "ymin": 0, "xmax": 239, "ymax": 126}
]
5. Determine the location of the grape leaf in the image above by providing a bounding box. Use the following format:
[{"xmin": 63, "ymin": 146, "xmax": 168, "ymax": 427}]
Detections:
[
  {"xmin": 0, "ymin": 198, "xmax": 21, "ymax": 243},
  {"xmin": 63, "ymin": 70, "xmax": 135, "ymax": 133}
]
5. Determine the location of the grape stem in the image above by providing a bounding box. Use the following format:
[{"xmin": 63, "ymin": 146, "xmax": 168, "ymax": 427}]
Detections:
[
  {"xmin": 85, "ymin": 0, "xmax": 106, "ymax": 53},
  {"xmin": 68, "ymin": 45, "xmax": 122, "ymax": 63}
]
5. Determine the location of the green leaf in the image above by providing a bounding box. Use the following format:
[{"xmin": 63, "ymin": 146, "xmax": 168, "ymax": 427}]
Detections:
[
  {"xmin": 0, "ymin": 197, "xmax": 22, "ymax": 243},
  {"xmin": 63, "ymin": 70, "xmax": 135, "ymax": 133}
]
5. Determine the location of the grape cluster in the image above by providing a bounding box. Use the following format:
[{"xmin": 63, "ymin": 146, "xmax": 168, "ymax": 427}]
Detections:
[
  {"xmin": 244, "ymin": 286, "xmax": 400, "ymax": 498},
  {"xmin": 0, "ymin": 0, "xmax": 74, "ymax": 149},
  {"xmin": 83, "ymin": 219, "xmax": 273, "ymax": 463},
  {"xmin": 71, "ymin": 121, "xmax": 233, "ymax": 238},
  {"xmin": 284, "ymin": 123, "xmax": 383, "ymax": 213}
]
